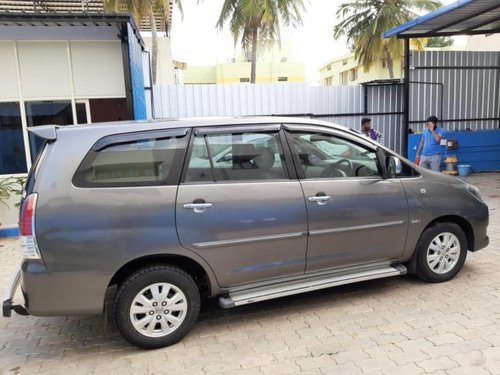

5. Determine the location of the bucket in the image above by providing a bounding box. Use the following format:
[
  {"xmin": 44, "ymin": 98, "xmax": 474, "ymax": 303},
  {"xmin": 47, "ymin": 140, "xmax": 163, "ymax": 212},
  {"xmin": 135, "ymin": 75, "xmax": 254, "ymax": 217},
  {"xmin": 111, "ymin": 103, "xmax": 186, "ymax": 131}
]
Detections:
[{"xmin": 457, "ymin": 164, "xmax": 472, "ymax": 177}]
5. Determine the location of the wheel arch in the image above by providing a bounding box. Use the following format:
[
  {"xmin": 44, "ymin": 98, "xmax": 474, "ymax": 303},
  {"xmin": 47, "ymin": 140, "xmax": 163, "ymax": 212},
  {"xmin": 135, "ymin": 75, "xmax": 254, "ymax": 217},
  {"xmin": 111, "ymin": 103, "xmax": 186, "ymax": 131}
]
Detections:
[
  {"xmin": 425, "ymin": 215, "xmax": 474, "ymax": 251},
  {"xmin": 108, "ymin": 254, "xmax": 218, "ymax": 296},
  {"xmin": 406, "ymin": 215, "xmax": 474, "ymax": 274}
]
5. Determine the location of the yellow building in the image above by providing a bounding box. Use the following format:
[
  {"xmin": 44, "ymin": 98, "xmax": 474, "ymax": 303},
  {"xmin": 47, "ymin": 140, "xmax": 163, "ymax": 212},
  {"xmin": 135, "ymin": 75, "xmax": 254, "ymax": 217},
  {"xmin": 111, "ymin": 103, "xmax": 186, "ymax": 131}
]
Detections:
[
  {"xmin": 183, "ymin": 43, "xmax": 305, "ymax": 84},
  {"xmin": 319, "ymin": 53, "xmax": 403, "ymax": 86}
]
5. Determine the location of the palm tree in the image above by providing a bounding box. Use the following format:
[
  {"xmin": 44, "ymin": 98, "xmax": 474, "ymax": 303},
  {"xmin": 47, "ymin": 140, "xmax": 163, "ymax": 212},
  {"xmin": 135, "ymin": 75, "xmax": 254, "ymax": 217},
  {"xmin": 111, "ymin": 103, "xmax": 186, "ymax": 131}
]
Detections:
[
  {"xmin": 334, "ymin": 0, "xmax": 441, "ymax": 79},
  {"xmin": 217, "ymin": 0, "xmax": 305, "ymax": 83},
  {"xmin": 104, "ymin": 0, "xmax": 182, "ymax": 84}
]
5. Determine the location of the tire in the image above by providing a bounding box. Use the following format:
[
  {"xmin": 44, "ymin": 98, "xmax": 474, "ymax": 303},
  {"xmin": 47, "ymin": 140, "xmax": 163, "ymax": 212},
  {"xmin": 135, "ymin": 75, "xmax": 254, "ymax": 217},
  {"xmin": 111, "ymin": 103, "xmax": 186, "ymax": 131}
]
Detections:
[
  {"xmin": 114, "ymin": 264, "xmax": 200, "ymax": 349},
  {"xmin": 415, "ymin": 222, "xmax": 467, "ymax": 283}
]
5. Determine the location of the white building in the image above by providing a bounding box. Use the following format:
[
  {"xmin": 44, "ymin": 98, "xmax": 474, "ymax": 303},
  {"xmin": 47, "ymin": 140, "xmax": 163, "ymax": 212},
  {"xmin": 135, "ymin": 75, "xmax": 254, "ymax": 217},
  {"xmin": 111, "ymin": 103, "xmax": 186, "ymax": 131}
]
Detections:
[{"xmin": 0, "ymin": 12, "xmax": 152, "ymax": 235}]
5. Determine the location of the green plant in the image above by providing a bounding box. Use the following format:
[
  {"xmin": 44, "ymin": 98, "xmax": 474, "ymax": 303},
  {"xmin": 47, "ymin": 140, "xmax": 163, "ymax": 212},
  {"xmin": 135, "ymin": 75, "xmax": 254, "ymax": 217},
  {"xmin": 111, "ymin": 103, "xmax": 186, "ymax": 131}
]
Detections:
[
  {"xmin": 0, "ymin": 177, "xmax": 26, "ymax": 208},
  {"xmin": 334, "ymin": 0, "xmax": 441, "ymax": 78}
]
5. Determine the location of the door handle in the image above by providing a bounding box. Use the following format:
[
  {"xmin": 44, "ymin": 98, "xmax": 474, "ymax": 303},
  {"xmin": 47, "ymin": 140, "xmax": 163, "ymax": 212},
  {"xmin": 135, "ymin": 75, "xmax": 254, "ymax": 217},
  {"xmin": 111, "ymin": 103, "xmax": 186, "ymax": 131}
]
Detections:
[
  {"xmin": 183, "ymin": 202, "xmax": 213, "ymax": 213},
  {"xmin": 308, "ymin": 195, "xmax": 332, "ymax": 205}
]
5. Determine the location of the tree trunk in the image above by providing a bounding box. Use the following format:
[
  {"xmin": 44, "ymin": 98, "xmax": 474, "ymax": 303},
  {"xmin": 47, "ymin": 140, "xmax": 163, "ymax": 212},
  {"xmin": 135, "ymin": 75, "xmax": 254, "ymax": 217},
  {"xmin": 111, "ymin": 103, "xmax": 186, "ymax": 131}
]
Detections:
[
  {"xmin": 384, "ymin": 46, "xmax": 394, "ymax": 79},
  {"xmin": 250, "ymin": 26, "xmax": 258, "ymax": 84},
  {"xmin": 150, "ymin": 11, "xmax": 158, "ymax": 84}
]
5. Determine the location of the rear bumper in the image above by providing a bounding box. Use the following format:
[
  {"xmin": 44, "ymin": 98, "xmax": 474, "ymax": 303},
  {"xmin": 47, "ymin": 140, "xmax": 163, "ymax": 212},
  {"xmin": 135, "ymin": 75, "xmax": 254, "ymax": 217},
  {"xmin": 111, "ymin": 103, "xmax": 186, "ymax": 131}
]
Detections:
[
  {"xmin": 19, "ymin": 259, "xmax": 111, "ymax": 316},
  {"xmin": 2, "ymin": 269, "xmax": 29, "ymax": 317}
]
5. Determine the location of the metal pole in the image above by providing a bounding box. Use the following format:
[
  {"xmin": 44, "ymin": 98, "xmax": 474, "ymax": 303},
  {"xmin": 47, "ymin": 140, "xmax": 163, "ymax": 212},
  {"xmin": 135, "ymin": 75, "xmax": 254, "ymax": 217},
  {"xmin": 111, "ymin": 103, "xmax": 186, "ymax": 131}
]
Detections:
[{"xmin": 402, "ymin": 38, "xmax": 410, "ymax": 157}]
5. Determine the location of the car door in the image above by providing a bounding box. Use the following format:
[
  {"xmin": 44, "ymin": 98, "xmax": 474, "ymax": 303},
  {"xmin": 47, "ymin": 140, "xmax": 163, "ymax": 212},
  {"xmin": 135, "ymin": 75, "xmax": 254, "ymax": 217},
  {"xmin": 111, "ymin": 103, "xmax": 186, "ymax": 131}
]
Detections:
[
  {"xmin": 285, "ymin": 125, "xmax": 409, "ymax": 272},
  {"xmin": 176, "ymin": 125, "xmax": 308, "ymax": 287}
]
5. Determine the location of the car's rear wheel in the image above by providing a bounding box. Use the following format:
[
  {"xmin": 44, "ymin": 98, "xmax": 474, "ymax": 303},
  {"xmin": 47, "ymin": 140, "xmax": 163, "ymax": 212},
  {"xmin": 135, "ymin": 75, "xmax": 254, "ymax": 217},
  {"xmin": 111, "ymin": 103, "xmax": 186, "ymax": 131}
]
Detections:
[
  {"xmin": 415, "ymin": 222, "xmax": 467, "ymax": 283},
  {"xmin": 114, "ymin": 265, "xmax": 200, "ymax": 349}
]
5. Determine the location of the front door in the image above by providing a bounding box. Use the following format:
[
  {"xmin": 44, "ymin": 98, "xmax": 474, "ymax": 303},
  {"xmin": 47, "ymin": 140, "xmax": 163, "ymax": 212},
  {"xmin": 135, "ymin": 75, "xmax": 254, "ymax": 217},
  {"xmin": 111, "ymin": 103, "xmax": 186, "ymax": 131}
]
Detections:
[
  {"xmin": 176, "ymin": 126, "xmax": 308, "ymax": 287},
  {"xmin": 286, "ymin": 127, "xmax": 409, "ymax": 272}
]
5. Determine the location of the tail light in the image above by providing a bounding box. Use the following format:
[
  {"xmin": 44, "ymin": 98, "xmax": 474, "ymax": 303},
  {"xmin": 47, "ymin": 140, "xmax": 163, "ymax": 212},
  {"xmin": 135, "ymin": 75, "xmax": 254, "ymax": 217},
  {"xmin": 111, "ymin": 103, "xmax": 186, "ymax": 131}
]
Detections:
[{"xmin": 19, "ymin": 193, "xmax": 41, "ymax": 259}]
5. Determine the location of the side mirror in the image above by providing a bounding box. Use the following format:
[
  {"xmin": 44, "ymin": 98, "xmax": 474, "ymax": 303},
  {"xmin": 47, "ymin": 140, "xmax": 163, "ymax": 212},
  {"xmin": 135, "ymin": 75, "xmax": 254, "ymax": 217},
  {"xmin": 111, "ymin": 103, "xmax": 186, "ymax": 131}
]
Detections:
[{"xmin": 386, "ymin": 156, "xmax": 402, "ymax": 178}]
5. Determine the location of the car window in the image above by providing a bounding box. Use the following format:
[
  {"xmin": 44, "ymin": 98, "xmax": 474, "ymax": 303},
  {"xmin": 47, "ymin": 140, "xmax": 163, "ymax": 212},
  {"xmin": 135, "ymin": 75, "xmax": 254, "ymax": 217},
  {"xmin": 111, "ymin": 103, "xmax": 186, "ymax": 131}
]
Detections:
[
  {"xmin": 289, "ymin": 132, "xmax": 381, "ymax": 179},
  {"xmin": 73, "ymin": 132, "xmax": 187, "ymax": 187},
  {"xmin": 185, "ymin": 131, "xmax": 288, "ymax": 182}
]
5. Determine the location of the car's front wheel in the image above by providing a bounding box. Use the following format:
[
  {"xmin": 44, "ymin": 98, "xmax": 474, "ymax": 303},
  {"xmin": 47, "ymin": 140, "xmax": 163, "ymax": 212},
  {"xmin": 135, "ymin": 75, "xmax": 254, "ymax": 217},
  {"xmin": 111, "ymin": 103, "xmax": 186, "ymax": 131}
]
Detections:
[
  {"xmin": 415, "ymin": 222, "xmax": 468, "ymax": 283},
  {"xmin": 114, "ymin": 265, "xmax": 200, "ymax": 349}
]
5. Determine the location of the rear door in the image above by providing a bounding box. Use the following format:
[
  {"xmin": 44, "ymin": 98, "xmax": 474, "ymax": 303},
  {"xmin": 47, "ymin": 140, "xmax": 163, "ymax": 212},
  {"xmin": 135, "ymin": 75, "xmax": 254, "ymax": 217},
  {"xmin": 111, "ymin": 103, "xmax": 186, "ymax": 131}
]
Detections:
[
  {"xmin": 176, "ymin": 125, "xmax": 308, "ymax": 287},
  {"xmin": 285, "ymin": 125, "xmax": 409, "ymax": 272}
]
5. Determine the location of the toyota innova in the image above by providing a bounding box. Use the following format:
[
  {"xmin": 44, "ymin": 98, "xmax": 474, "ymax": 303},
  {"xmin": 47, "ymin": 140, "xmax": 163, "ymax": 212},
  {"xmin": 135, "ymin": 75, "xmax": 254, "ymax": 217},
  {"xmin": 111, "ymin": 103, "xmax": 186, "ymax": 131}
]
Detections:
[{"xmin": 3, "ymin": 117, "xmax": 489, "ymax": 349}]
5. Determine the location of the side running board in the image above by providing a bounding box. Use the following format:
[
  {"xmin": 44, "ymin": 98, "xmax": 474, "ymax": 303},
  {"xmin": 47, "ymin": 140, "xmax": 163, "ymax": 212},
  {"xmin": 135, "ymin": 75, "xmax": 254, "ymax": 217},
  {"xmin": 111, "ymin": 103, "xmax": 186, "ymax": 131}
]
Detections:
[{"xmin": 219, "ymin": 264, "xmax": 406, "ymax": 309}]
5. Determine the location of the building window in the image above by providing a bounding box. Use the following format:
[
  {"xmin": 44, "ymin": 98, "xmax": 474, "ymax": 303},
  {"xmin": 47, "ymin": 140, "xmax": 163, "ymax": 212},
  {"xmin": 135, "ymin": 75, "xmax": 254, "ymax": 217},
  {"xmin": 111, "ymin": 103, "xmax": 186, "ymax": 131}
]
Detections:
[
  {"xmin": 240, "ymin": 78, "xmax": 250, "ymax": 83},
  {"xmin": 0, "ymin": 102, "xmax": 27, "ymax": 175},
  {"xmin": 325, "ymin": 77, "xmax": 333, "ymax": 86},
  {"xmin": 278, "ymin": 77, "xmax": 288, "ymax": 82},
  {"xmin": 25, "ymin": 101, "xmax": 74, "ymax": 161},
  {"xmin": 75, "ymin": 102, "xmax": 89, "ymax": 124},
  {"xmin": 342, "ymin": 59, "xmax": 348, "ymax": 66},
  {"xmin": 340, "ymin": 72, "xmax": 348, "ymax": 85},
  {"xmin": 280, "ymin": 57, "xmax": 288, "ymax": 63},
  {"xmin": 327, "ymin": 65, "xmax": 331, "ymax": 71},
  {"xmin": 349, "ymin": 68, "xmax": 357, "ymax": 81}
]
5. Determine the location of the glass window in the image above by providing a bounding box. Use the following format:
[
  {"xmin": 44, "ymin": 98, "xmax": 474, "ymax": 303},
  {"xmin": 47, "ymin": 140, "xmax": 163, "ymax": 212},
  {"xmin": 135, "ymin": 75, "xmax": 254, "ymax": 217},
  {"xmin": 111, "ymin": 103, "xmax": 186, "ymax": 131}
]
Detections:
[
  {"xmin": 25, "ymin": 101, "xmax": 74, "ymax": 161},
  {"xmin": 75, "ymin": 102, "xmax": 88, "ymax": 124},
  {"xmin": 340, "ymin": 72, "xmax": 348, "ymax": 85},
  {"xmin": 349, "ymin": 68, "xmax": 357, "ymax": 81},
  {"xmin": 185, "ymin": 131, "xmax": 288, "ymax": 183},
  {"xmin": 73, "ymin": 132, "xmax": 187, "ymax": 187},
  {"xmin": 289, "ymin": 132, "xmax": 381, "ymax": 179},
  {"xmin": 0, "ymin": 102, "xmax": 27, "ymax": 175}
]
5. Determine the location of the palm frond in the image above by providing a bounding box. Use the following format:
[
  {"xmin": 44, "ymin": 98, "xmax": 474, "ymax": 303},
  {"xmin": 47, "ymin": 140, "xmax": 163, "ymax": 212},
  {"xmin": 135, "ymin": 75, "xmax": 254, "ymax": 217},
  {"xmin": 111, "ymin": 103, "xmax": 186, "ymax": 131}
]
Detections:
[{"xmin": 334, "ymin": 0, "xmax": 443, "ymax": 73}]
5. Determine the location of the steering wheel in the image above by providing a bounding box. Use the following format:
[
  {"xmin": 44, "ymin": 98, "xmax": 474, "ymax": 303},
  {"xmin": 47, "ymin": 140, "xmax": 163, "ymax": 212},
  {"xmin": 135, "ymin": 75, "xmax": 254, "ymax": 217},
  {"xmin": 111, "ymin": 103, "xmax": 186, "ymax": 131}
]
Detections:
[{"xmin": 320, "ymin": 159, "xmax": 353, "ymax": 177}]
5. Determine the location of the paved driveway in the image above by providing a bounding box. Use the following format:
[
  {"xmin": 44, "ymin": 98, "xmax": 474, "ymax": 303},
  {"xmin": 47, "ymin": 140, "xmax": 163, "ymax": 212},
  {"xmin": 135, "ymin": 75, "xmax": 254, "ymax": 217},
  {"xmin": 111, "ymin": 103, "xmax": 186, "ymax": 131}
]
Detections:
[{"xmin": 1, "ymin": 173, "xmax": 499, "ymax": 375}]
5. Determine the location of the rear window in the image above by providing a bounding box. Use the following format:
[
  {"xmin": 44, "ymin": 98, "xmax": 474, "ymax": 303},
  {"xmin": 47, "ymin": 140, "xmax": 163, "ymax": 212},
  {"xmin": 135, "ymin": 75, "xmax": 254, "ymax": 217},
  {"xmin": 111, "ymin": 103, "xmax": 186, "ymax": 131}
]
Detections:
[
  {"xmin": 25, "ymin": 140, "xmax": 48, "ymax": 195},
  {"xmin": 72, "ymin": 130, "xmax": 188, "ymax": 188}
]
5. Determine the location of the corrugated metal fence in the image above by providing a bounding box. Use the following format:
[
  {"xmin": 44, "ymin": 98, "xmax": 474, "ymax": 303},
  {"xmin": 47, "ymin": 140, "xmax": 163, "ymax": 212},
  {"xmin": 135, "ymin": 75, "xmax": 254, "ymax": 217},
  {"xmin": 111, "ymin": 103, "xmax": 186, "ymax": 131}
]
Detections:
[
  {"xmin": 153, "ymin": 51, "xmax": 500, "ymax": 154},
  {"xmin": 410, "ymin": 51, "xmax": 500, "ymax": 133},
  {"xmin": 153, "ymin": 83, "xmax": 405, "ymax": 152}
]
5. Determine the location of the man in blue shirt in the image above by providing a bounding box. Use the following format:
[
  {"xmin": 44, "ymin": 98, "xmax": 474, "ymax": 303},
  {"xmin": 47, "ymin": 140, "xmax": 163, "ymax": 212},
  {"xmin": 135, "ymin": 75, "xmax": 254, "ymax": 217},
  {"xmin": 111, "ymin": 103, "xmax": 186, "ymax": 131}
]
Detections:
[{"xmin": 416, "ymin": 116, "xmax": 445, "ymax": 171}]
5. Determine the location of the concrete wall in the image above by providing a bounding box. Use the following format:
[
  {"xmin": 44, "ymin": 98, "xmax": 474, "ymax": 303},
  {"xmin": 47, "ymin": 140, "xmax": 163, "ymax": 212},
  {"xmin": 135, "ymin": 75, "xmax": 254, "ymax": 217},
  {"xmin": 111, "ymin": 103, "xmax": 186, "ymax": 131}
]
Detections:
[
  {"xmin": 0, "ymin": 40, "xmax": 125, "ymax": 100},
  {"xmin": 319, "ymin": 53, "xmax": 403, "ymax": 86},
  {"xmin": 183, "ymin": 62, "xmax": 306, "ymax": 84},
  {"xmin": 142, "ymin": 35, "xmax": 175, "ymax": 85},
  {"xmin": 466, "ymin": 35, "xmax": 500, "ymax": 52},
  {"xmin": 182, "ymin": 65, "xmax": 217, "ymax": 84}
]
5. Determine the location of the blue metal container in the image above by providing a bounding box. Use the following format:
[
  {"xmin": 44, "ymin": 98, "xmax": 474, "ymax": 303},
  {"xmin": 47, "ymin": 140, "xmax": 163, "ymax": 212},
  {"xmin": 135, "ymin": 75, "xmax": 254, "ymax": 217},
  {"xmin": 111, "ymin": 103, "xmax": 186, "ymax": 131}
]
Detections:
[{"xmin": 408, "ymin": 129, "xmax": 500, "ymax": 172}]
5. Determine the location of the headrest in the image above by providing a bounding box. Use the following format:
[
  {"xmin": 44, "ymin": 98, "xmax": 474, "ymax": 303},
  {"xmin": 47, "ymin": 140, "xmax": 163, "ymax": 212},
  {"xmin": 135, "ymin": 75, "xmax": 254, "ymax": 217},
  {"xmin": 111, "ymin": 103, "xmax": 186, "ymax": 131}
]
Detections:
[
  {"xmin": 232, "ymin": 143, "xmax": 259, "ymax": 164},
  {"xmin": 254, "ymin": 147, "xmax": 275, "ymax": 170}
]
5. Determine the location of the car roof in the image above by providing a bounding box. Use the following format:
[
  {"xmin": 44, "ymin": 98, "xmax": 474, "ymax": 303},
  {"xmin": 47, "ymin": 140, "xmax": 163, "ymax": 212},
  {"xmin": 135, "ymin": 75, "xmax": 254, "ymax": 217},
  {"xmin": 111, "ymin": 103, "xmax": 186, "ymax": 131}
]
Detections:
[
  {"xmin": 59, "ymin": 116, "xmax": 349, "ymax": 132},
  {"xmin": 29, "ymin": 116, "xmax": 373, "ymax": 147}
]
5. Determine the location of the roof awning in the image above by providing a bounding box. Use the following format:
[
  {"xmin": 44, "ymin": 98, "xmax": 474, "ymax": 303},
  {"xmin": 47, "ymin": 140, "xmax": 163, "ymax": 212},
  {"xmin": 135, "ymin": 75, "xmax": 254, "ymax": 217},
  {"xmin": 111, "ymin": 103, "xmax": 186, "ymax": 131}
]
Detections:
[
  {"xmin": 384, "ymin": 0, "xmax": 500, "ymax": 38},
  {"xmin": 0, "ymin": 12, "xmax": 146, "ymax": 48}
]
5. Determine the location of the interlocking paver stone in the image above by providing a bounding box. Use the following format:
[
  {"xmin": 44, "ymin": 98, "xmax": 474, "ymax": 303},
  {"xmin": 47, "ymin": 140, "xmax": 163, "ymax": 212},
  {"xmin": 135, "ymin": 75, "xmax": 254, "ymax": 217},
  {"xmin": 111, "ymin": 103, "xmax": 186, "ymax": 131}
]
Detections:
[{"xmin": 0, "ymin": 173, "xmax": 499, "ymax": 374}]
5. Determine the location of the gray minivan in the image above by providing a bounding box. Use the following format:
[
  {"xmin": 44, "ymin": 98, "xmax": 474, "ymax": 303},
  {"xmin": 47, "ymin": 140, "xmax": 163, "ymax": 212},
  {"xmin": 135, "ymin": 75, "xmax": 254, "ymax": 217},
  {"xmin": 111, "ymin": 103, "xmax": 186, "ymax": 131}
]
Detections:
[{"xmin": 3, "ymin": 117, "xmax": 489, "ymax": 349}]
